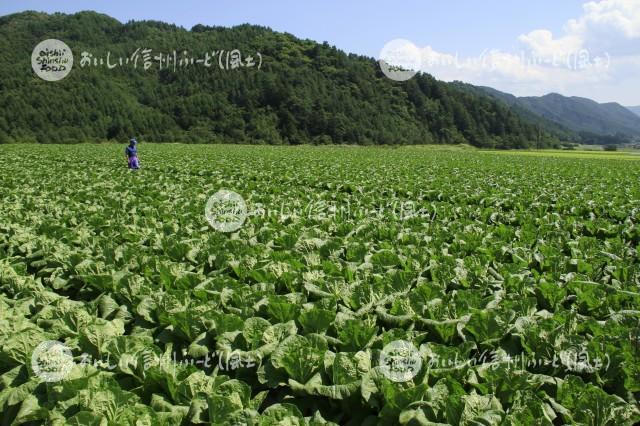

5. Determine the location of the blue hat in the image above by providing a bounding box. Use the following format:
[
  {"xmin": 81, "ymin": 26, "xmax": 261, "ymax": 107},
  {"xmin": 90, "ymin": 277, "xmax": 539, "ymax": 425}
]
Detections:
[{"xmin": 130, "ymin": 138, "xmax": 137, "ymax": 144}]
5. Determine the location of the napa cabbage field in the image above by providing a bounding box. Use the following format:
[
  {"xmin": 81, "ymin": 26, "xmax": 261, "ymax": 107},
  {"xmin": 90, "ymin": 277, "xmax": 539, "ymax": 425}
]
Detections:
[{"xmin": 1, "ymin": 144, "xmax": 639, "ymax": 425}]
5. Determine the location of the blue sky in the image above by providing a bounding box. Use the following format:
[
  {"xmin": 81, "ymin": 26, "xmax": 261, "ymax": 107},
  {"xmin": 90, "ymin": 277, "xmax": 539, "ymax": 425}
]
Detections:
[
  {"xmin": 2, "ymin": 1, "xmax": 639, "ymax": 104},
  {"xmin": 0, "ymin": 0, "xmax": 585, "ymax": 57}
]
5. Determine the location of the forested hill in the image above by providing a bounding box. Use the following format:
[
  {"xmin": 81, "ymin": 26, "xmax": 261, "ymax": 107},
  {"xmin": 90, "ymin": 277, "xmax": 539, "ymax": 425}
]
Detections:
[{"xmin": 0, "ymin": 11, "xmax": 561, "ymax": 148}]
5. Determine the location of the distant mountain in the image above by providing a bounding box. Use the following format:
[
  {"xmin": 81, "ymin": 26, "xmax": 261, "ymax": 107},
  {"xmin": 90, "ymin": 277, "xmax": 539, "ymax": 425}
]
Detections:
[
  {"xmin": 477, "ymin": 87, "xmax": 640, "ymax": 139},
  {"xmin": 453, "ymin": 84, "xmax": 578, "ymax": 142},
  {"xmin": 518, "ymin": 94, "xmax": 640, "ymax": 137},
  {"xmin": 627, "ymin": 106, "xmax": 640, "ymax": 117}
]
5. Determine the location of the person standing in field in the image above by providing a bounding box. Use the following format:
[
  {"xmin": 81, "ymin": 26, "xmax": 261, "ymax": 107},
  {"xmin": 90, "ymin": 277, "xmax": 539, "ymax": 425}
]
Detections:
[{"xmin": 125, "ymin": 138, "xmax": 140, "ymax": 169}]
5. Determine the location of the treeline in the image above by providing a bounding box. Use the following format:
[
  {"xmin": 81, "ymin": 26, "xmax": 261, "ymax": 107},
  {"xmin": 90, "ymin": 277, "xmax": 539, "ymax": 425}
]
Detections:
[
  {"xmin": 0, "ymin": 11, "xmax": 563, "ymax": 148},
  {"xmin": 579, "ymin": 132, "xmax": 631, "ymax": 146}
]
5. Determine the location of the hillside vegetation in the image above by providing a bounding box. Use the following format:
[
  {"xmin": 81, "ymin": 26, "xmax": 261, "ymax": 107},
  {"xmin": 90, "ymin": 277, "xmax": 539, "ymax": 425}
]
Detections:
[{"xmin": 0, "ymin": 11, "xmax": 561, "ymax": 148}]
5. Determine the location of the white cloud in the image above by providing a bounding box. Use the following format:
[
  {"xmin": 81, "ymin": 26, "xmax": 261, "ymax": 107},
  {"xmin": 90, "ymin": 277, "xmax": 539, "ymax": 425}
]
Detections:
[
  {"xmin": 413, "ymin": 0, "xmax": 640, "ymax": 104},
  {"xmin": 518, "ymin": 30, "xmax": 582, "ymax": 59},
  {"xmin": 520, "ymin": 0, "xmax": 640, "ymax": 56},
  {"xmin": 574, "ymin": 0, "xmax": 640, "ymax": 40}
]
